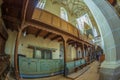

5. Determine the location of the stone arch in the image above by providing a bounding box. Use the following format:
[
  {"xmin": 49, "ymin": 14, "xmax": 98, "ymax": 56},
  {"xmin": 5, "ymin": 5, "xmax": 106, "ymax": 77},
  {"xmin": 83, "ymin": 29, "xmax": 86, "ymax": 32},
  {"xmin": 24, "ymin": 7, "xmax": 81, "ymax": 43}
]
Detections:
[{"xmin": 84, "ymin": 0, "xmax": 120, "ymax": 80}]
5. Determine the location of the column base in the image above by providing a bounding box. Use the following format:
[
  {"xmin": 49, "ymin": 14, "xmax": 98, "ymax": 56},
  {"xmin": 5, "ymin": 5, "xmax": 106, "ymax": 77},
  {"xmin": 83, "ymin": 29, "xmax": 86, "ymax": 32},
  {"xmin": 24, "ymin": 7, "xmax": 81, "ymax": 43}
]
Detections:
[{"xmin": 99, "ymin": 61, "xmax": 120, "ymax": 80}]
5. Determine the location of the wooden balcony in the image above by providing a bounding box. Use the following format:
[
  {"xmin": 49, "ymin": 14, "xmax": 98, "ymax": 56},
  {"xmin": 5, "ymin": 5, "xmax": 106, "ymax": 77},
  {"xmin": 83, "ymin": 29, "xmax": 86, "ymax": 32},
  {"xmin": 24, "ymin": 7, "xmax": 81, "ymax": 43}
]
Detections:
[
  {"xmin": 1, "ymin": 0, "xmax": 92, "ymax": 44},
  {"xmin": 32, "ymin": 8, "xmax": 91, "ymax": 43}
]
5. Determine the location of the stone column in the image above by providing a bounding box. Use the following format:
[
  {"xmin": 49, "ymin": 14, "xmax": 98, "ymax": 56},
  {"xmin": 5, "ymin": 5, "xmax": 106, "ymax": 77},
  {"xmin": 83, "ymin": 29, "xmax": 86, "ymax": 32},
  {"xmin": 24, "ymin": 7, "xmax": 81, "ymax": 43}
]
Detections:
[{"xmin": 84, "ymin": 0, "xmax": 120, "ymax": 80}]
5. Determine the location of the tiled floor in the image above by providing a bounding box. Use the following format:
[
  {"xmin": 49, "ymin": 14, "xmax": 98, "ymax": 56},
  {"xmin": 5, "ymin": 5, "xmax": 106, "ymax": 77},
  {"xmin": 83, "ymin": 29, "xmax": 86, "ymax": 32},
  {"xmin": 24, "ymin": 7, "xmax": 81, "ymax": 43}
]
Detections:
[{"xmin": 8, "ymin": 61, "xmax": 100, "ymax": 80}]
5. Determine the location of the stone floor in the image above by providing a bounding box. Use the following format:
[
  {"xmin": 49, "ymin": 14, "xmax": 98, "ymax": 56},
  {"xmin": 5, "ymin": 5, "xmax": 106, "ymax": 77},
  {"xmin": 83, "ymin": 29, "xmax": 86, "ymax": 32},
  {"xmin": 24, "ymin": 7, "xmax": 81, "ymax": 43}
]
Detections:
[
  {"xmin": 8, "ymin": 61, "xmax": 100, "ymax": 80},
  {"xmin": 75, "ymin": 61, "xmax": 100, "ymax": 80}
]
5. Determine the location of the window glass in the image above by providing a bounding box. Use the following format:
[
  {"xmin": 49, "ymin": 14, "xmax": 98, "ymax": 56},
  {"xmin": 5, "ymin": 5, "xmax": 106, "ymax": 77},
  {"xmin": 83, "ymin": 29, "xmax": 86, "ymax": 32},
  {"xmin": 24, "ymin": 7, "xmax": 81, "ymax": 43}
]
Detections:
[
  {"xmin": 60, "ymin": 7, "xmax": 68, "ymax": 21},
  {"xmin": 76, "ymin": 13, "xmax": 93, "ymax": 34},
  {"xmin": 93, "ymin": 27, "xmax": 98, "ymax": 37},
  {"xmin": 34, "ymin": 49, "xmax": 52, "ymax": 59},
  {"xmin": 36, "ymin": 0, "xmax": 46, "ymax": 9}
]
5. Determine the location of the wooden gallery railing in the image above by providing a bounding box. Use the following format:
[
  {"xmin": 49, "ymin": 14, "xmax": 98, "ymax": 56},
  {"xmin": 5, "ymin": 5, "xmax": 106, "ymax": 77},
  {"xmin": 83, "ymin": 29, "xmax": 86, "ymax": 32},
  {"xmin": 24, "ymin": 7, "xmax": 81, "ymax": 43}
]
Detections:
[{"xmin": 32, "ymin": 8, "xmax": 91, "ymax": 43}]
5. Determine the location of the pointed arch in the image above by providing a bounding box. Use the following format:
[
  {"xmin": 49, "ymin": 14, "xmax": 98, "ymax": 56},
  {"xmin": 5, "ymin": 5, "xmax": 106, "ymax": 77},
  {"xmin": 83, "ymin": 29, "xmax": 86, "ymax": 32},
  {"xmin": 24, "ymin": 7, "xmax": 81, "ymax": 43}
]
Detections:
[
  {"xmin": 60, "ymin": 7, "xmax": 68, "ymax": 21},
  {"xmin": 36, "ymin": 0, "xmax": 46, "ymax": 9}
]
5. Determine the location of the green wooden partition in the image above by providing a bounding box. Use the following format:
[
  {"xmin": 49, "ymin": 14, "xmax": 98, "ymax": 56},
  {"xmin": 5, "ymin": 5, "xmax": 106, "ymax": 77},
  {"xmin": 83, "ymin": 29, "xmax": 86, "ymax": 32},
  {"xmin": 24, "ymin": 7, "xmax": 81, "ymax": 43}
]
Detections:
[
  {"xmin": 19, "ymin": 56, "xmax": 86, "ymax": 78},
  {"xmin": 66, "ymin": 59, "xmax": 86, "ymax": 74},
  {"xmin": 19, "ymin": 56, "xmax": 64, "ymax": 78}
]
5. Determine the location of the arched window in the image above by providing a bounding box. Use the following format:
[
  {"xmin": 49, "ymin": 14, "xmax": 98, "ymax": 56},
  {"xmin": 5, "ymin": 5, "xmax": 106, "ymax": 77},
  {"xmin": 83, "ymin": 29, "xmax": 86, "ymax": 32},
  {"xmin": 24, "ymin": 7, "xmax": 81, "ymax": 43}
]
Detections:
[
  {"xmin": 60, "ymin": 7, "xmax": 68, "ymax": 21},
  {"xmin": 93, "ymin": 27, "xmax": 98, "ymax": 37},
  {"xmin": 36, "ymin": 0, "xmax": 46, "ymax": 9},
  {"xmin": 76, "ymin": 13, "xmax": 93, "ymax": 34}
]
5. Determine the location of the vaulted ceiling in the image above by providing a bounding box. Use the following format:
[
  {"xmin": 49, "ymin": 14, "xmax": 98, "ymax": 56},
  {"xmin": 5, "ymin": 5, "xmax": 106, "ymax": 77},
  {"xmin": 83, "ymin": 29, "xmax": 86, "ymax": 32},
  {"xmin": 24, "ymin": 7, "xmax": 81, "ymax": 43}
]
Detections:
[
  {"xmin": 1, "ymin": 0, "xmax": 118, "ymax": 36},
  {"xmin": 51, "ymin": 0, "xmax": 118, "ymax": 36},
  {"xmin": 51, "ymin": 0, "xmax": 89, "ymax": 17},
  {"xmin": 51, "ymin": 0, "xmax": 118, "ymax": 18}
]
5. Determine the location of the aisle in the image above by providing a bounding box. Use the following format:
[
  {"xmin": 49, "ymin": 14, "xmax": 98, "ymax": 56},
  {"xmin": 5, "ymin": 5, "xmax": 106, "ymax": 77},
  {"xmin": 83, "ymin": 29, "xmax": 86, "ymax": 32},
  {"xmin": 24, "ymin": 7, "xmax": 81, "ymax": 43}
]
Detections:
[{"xmin": 75, "ymin": 61, "xmax": 100, "ymax": 80}]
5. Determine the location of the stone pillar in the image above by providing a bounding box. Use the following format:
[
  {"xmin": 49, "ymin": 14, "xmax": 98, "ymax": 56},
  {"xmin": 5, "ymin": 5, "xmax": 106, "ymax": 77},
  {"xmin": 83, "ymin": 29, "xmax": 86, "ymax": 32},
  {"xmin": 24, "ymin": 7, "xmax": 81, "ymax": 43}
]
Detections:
[{"xmin": 84, "ymin": 0, "xmax": 120, "ymax": 80}]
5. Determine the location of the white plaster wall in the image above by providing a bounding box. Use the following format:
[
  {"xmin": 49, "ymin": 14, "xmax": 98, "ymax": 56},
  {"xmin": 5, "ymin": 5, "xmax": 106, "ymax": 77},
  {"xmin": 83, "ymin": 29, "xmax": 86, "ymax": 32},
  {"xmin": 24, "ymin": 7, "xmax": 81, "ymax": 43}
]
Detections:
[
  {"xmin": 67, "ymin": 45, "xmax": 72, "ymax": 61},
  {"xmin": 19, "ymin": 34, "xmax": 60, "ymax": 59},
  {"xmin": 5, "ymin": 30, "xmax": 17, "ymax": 66},
  {"xmin": 44, "ymin": 0, "xmax": 77, "ymax": 26},
  {"xmin": 71, "ymin": 47, "xmax": 76, "ymax": 60},
  {"xmin": 5, "ymin": 29, "xmax": 78, "ymax": 65},
  {"xmin": 5, "ymin": 30, "xmax": 61, "ymax": 67}
]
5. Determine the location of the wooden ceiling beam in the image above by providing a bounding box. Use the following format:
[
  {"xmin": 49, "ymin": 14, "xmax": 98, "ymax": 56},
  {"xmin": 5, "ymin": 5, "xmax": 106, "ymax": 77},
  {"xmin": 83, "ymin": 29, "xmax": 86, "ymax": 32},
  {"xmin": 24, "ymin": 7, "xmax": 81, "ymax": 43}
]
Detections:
[
  {"xmin": 21, "ymin": 0, "xmax": 29, "ymax": 23},
  {"xmin": 51, "ymin": 35, "xmax": 61, "ymax": 41},
  {"xmin": 68, "ymin": 42, "xmax": 82, "ymax": 47},
  {"xmin": 67, "ymin": 39, "xmax": 73, "ymax": 42},
  {"xmin": 35, "ymin": 30, "xmax": 42, "ymax": 37},
  {"xmin": 68, "ymin": 41, "xmax": 75, "ymax": 43},
  {"xmin": 58, "ymin": 39, "xmax": 63, "ymax": 42},
  {"xmin": 68, "ymin": 41, "xmax": 76, "ymax": 45},
  {"xmin": 67, "ymin": 40, "xmax": 76, "ymax": 44},
  {"xmin": 2, "ymin": 15, "xmax": 21, "ymax": 24},
  {"xmin": 76, "ymin": 44, "xmax": 82, "ymax": 47},
  {"xmin": 43, "ymin": 32, "xmax": 52, "ymax": 39}
]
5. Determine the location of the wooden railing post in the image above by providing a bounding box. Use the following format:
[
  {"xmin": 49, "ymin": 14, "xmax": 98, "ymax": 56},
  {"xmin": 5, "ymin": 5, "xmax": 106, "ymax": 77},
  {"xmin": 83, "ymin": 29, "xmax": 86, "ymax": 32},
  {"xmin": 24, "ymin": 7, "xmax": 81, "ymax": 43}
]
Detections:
[
  {"xmin": 62, "ymin": 36, "xmax": 68, "ymax": 76},
  {"xmin": 14, "ymin": 24, "xmax": 28, "ymax": 80},
  {"xmin": 86, "ymin": 45, "xmax": 89, "ymax": 62},
  {"xmin": 14, "ymin": 29, "xmax": 22, "ymax": 80},
  {"xmin": 75, "ymin": 44, "xmax": 78, "ymax": 59},
  {"xmin": 82, "ymin": 43, "xmax": 85, "ymax": 58},
  {"xmin": 90, "ymin": 47, "xmax": 93, "ymax": 62}
]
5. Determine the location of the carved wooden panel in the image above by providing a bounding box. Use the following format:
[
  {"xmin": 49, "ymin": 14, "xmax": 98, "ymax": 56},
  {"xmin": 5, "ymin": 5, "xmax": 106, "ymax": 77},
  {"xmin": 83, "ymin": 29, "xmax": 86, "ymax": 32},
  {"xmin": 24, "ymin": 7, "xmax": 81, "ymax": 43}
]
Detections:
[
  {"xmin": 69, "ymin": 25, "xmax": 74, "ymax": 35},
  {"xmin": 52, "ymin": 16, "xmax": 61, "ymax": 28},
  {"xmin": 32, "ymin": 9, "xmax": 88, "ymax": 41},
  {"xmin": 77, "ymin": 30, "xmax": 81, "ymax": 39},
  {"xmin": 32, "ymin": 8, "xmax": 41, "ymax": 20},
  {"xmin": 40, "ymin": 11, "xmax": 52, "ymax": 25},
  {"xmin": 61, "ymin": 20, "xmax": 68, "ymax": 31},
  {"xmin": 19, "ymin": 56, "xmax": 64, "ymax": 78},
  {"xmin": 74, "ymin": 28, "xmax": 78, "ymax": 37},
  {"xmin": 67, "ymin": 24, "xmax": 71, "ymax": 33}
]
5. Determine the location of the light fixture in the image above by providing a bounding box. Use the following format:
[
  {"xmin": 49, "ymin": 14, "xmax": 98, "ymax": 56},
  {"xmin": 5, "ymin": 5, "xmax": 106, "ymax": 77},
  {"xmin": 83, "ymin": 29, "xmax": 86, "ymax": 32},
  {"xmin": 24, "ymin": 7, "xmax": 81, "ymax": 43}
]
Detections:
[{"xmin": 23, "ymin": 31, "xmax": 27, "ymax": 37}]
